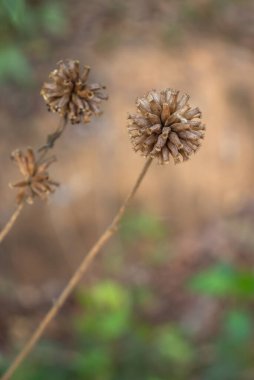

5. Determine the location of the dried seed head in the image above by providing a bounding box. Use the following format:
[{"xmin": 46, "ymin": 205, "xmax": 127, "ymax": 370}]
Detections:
[
  {"xmin": 10, "ymin": 148, "xmax": 59, "ymax": 204},
  {"xmin": 128, "ymin": 89, "xmax": 205, "ymax": 164},
  {"xmin": 41, "ymin": 60, "xmax": 108, "ymax": 124}
]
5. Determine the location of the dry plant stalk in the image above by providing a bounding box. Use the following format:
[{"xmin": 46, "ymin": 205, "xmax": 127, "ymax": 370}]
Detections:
[
  {"xmin": 0, "ymin": 147, "xmax": 58, "ymax": 244},
  {"xmin": 0, "ymin": 60, "xmax": 108, "ymax": 245},
  {"xmin": 0, "ymin": 147, "xmax": 58, "ymax": 243},
  {"xmin": 1, "ymin": 72, "xmax": 205, "ymax": 379},
  {"xmin": 0, "ymin": 203, "xmax": 24, "ymax": 244},
  {"xmin": 1, "ymin": 157, "xmax": 152, "ymax": 380}
]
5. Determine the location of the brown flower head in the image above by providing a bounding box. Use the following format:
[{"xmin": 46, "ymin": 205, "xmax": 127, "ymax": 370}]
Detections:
[
  {"xmin": 128, "ymin": 89, "xmax": 205, "ymax": 164},
  {"xmin": 10, "ymin": 148, "xmax": 59, "ymax": 204},
  {"xmin": 41, "ymin": 60, "xmax": 108, "ymax": 124}
]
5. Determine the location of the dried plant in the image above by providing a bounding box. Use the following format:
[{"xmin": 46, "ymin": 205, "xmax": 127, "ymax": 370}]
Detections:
[
  {"xmin": 10, "ymin": 148, "xmax": 58, "ymax": 205},
  {"xmin": 41, "ymin": 59, "xmax": 108, "ymax": 124},
  {"xmin": 0, "ymin": 60, "xmax": 108, "ymax": 246},
  {"xmin": 1, "ymin": 81, "xmax": 206, "ymax": 380},
  {"xmin": 128, "ymin": 89, "xmax": 205, "ymax": 164}
]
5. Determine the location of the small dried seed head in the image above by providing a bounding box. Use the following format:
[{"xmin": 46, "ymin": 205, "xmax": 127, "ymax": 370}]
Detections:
[
  {"xmin": 41, "ymin": 60, "xmax": 108, "ymax": 124},
  {"xmin": 128, "ymin": 89, "xmax": 205, "ymax": 164},
  {"xmin": 10, "ymin": 148, "xmax": 59, "ymax": 204}
]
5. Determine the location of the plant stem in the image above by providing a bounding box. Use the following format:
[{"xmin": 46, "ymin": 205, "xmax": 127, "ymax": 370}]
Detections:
[
  {"xmin": 38, "ymin": 117, "xmax": 67, "ymax": 162},
  {"xmin": 0, "ymin": 203, "xmax": 24, "ymax": 244},
  {"xmin": 0, "ymin": 118, "xmax": 67, "ymax": 246},
  {"xmin": 1, "ymin": 157, "xmax": 153, "ymax": 380}
]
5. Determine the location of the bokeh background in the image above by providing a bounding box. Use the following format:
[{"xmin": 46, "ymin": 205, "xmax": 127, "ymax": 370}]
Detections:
[{"xmin": 1, "ymin": 0, "xmax": 254, "ymax": 379}]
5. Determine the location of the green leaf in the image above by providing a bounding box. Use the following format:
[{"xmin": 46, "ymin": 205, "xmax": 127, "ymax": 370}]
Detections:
[
  {"xmin": 1, "ymin": 0, "xmax": 36, "ymax": 34},
  {"xmin": 76, "ymin": 308, "xmax": 130, "ymax": 341},
  {"xmin": 77, "ymin": 281, "xmax": 131, "ymax": 311},
  {"xmin": 73, "ymin": 347, "xmax": 112, "ymax": 379},
  {"xmin": 190, "ymin": 264, "xmax": 254, "ymax": 299},
  {"xmin": 224, "ymin": 310, "xmax": 252, "ymax": 342},
  {"xmin": 155, "ymin": 326, "xmax": 194, "ymax": 364},
  {"xmin": 0, "ymin": 46, "xmax": 33, "ymax": 85},
  {"xmin": 234, "ymin": 272, "xmax": 254, "ymax": 297},
  {"xmin": 189, "ymin": 264, "xmax": 236, "ymax": 296},
  {"xmin": 1, "ymin": 0, "xmax": 26, "ymax": 27},
  {"xmin": 75, "ymin": 281, "xmax": 131, "ymax": 340}
]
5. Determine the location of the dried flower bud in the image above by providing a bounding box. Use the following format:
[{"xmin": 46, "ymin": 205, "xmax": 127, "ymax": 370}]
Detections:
[
  {"xmin": 128, "ymin": 89, "xmax": 205, "ymax": 164},
  {"xmin": 10, "ymin": 148, "xmax": 59, "ymax": 204},
  {"xmin": 41, "ymin": 60, "xmax": 108, "ymax": 124}
]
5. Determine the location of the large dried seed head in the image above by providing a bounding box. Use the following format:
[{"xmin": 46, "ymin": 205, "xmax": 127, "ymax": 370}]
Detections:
[
  {"xmin": 10, "ymin": 148, "xmax": 59, "ymax": 205},
  {"xmin": 41, "ymin": 60, "xmax": 108, "ymax": 124},
  {"xmin": 128, "ymin": 89, "xmax": 205, "ymax": 164}
]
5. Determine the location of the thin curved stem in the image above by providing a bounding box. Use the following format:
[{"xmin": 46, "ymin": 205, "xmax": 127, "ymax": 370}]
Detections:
[
  {"xmin": 1, "ymin": 157, "xmax": 153, "ymax": 380},
  {"xmin": 0, "ymin": 203, "xmax": 24, "ymax": 244},
  {"xmin": 38, "ymin": 117, "xmax": 67, "ymax": 162}
]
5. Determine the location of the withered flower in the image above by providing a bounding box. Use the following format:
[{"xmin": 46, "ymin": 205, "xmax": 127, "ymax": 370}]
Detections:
[
  {"xmin": 41, "ymin": 60, "xmax": 108, "ymax": 124},
  {"xmin": 10, "ymin": 148, "xmax": 59, "ymax": 204},
  {"xmin": 128, "ymin": 89, "xmax": 205, "ymax": 164}
]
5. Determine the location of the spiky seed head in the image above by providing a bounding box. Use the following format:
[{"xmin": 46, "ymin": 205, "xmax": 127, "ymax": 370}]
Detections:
[
  {"xmin": 128, "ymin": 89, "xmax": 205, "ymax": 164},
  {"xmin": 41, "ymin": 60, "xmax": 108, "ymax": 124},
  {"xmin": 10, "ymin": 148, "xmax": 59, "ymax": 204}
]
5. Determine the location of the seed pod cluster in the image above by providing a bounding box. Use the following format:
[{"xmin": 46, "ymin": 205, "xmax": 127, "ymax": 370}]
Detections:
[
  {"xmin": 128, "ymin": 89, "xmax": 205, "ymax": 164},
  {"xmin": 41, "ymin": 60, "xmax": 108, "ymax": 124},
  {"xmin": 10, "ymin": 148, "xmax": 59, "ymax": 204}
]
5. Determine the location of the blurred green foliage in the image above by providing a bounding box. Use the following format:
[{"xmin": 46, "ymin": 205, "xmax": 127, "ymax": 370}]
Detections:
[
  {"xmin": 0, "ymin": 46, "xmax": 31, "ymax": 85},
  {"xmin": 190, "ymin": 263, "xmax": 254, "ymax": 299},
  {"xmin": 74, "ymin": 281, "xmax": 196, "ymax": 380},
  {"xmin": 1, "ymin": 210, "xmax": 254, "ymax": 379},
  {"xmin": 0, "ymin": 0, "xmax": 67, "ymax": 85},
  {"xmin": 0, "ymin": 281, "xmax": 196, "ymax": 380},
  {"xmin": 190, "ymin": 263, "xmax": 254, "ymax": 380}
]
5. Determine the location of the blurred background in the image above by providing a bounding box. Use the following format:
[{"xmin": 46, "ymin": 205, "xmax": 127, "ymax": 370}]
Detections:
[{"xmin": 1, "ymin": 0, "xmax": 254, "ymax": 379}]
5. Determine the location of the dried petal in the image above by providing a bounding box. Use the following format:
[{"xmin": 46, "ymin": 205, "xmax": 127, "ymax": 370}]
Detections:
[{"xmin": 161, "ymin": 103, "xmax": 171, "ymax": 123}]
